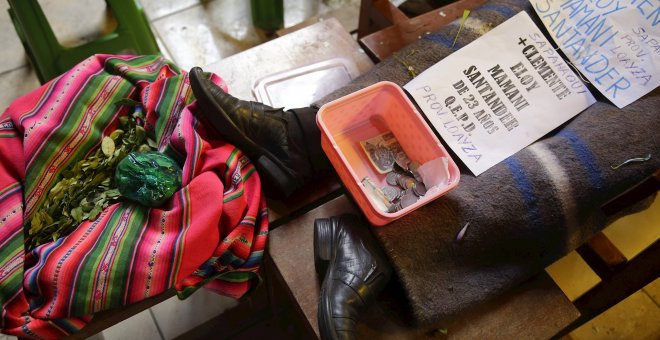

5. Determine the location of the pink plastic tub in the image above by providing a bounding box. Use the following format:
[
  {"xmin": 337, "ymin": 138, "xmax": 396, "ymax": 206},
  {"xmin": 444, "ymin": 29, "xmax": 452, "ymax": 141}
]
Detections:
[{"xmin": 317, "ymin": 81, "xmax": 460, "ymax": 226}]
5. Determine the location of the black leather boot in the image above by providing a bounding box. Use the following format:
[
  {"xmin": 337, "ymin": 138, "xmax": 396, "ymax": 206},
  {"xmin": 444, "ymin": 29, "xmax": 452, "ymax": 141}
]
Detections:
[
  {"xmin": 314, "ymin": 214, "xmax": 393, "ymax": 340},
  {"xmin": 189, "ymin": 67, "xmax": 328, "ymax": 198}
]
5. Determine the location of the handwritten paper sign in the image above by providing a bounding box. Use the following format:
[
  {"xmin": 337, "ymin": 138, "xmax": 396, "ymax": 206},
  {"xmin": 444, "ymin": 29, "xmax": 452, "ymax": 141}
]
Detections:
[
  {"xmin": 404, "ymin": 12, "xmax": 596, "ymax": 176},
  {"xmin": 531, "ymin": 0, "xmax": 659, "ymax": 108}
]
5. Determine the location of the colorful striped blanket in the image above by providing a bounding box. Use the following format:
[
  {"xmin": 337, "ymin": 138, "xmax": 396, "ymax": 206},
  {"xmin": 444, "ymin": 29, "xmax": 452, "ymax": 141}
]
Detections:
[{"xmin": 0, "ymin": 55, "xmax": 268, "ymax": 339}]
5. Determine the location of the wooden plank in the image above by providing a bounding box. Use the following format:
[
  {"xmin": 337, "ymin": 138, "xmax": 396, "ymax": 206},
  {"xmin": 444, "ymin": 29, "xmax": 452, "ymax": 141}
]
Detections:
[
  {"xmin": 373, "ymin": 0, "xmax": 408, "ymax": 24},
  {"xmin": 358, "ymin": 0, "xmax": 409, "ymax": 39},
  {"xmin": 268, "ymin": 195, "xmax": 580, "ymax": 339},
  {"xmin": 268, "ymin": 195, "xmax": 361, "ymax": 337},
  {"xmin": 576, "ymin": 231, "xmax": 627, "ymax": 280},
  {"xmin": 353, "ymin": 272, "xmax": 579, "ymax": 339},
  {"xmin": 359, "ymin": 0, "xmax": 489, "ymax": 61},
  {"xmin": 267, "ymin": 174, "xmax": 343, "ymax": 226},
  {"xmin": 558, "ymin": 238, "xmax": 660, "ymax": 337},
  {"xmin": 601, "ymin": 169, "xmax": 660, "ymax": 217},
  {"xmin": 443, "ymin": 272, "xmax": 579, "ymax": 340}
]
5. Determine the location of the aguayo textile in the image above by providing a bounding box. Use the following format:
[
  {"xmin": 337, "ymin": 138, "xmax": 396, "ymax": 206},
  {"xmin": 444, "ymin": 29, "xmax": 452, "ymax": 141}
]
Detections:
[
  {"xmin": 317, "ymin": 0, "xmax": 659, "ymax": 327},
  {"xmin": 0, "ymin": 55, "xmax": 268, "ymax": 338}
]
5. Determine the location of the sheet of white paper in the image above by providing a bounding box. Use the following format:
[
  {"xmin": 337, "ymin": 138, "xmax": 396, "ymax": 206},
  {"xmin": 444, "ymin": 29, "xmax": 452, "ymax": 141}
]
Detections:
[
  {"xmin": 404, "ymin": 12, "xmax": 596, "ymax": 176},
  {"xmin": 530, "ymin": 0, "xmax": 659, "ymax": 108}
]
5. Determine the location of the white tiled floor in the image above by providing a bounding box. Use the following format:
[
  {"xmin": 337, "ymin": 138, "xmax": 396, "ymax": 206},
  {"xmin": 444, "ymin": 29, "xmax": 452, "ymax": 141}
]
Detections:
[
  {"xmin": 100, "ymin": 309, "xmax": 161, "ymax": 340},
  {"xmin": 150, "ymin": 0, "xmax": 261, "ymax": 71},
  {"xmin": 140, "ymin": 0, "xmax": 202, "ymax": 21},
  {"xmin": 0, "ymin": 0, "xmax": 361, "ymax": 111},
  {"xmin": 39, "ymin": 0, "xmax": 114, "ymax": 48},
  {"xmin": 0, "ymin": 66, "xmax": 41, "ymax": 111},
  {"xmin": 0, "ymin": 1, "xmax": 28, "ymax": 74},
  {"xmin": 570, "ymin": 289, "xmax": 660, "ymax": 340},
  {"xmin": 545, "ymin": 251, "xmax": 601, "ymax": 302},
  {"xmin": 602, "ymin": 196, "xmax": 660, "ymax": 260},
  {"xmin": 81, "ymin": 288, "xmax": 240, "ymax": 340},
  {"xmin": 150, "ymin": 289, "xmax": 239, "ymax": 339},
  {"xmin": 1, "ymin": 1, "xmax": 658, "ymax": 339}
]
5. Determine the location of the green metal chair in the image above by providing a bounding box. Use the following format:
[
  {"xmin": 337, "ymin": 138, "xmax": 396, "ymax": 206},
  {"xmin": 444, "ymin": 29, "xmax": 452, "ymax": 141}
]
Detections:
[{"xmin": 8, "ymin": 0, "xmax": 160, "ymax": 84}]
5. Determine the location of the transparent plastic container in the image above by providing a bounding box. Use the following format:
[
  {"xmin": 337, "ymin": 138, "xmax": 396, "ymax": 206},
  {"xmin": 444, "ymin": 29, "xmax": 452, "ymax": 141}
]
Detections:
[
  {"xmin": 252, "ymin": 58, "xmax": 360, "ymax": 109},
  {"xmin": 317, "ymin": 81, "xmax": 460, "ymax": 226}
]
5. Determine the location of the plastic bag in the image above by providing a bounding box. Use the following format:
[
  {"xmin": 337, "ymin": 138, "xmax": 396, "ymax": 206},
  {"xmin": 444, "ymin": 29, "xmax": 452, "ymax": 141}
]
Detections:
[{"xmin": 115, "ymin": 151, "xmax": 182, "ymax": 206}]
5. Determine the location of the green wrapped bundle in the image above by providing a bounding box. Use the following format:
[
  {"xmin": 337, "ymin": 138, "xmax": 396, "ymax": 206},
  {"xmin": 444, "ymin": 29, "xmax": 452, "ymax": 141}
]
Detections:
[{"xmin": 115, "ymin": 151, "xmax": 182, "ymax": 207}]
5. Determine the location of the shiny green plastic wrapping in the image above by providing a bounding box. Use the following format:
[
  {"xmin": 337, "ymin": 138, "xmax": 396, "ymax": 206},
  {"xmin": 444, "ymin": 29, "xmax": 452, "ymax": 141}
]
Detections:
[{"xmin": 115, "ymin": 151, "xmax": 182, "ymax": 207}]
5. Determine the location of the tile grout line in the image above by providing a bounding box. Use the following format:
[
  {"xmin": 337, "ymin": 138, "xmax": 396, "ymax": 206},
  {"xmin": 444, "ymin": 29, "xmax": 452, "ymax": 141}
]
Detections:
[
  {"xmin": 150, "ymin": 24, "xmax": 177, "ymax": 65},
  {"xmin": 146, "ymin": 1, "xmax": 218, "ymax": 68},
  {"xmin": 0, "ymin": 64, "xmax": 30, "ymax": 78},
  {"xmin": 641, "ymin": 288, "xmax": 660, "ymax": 309},
  {"xmin": 149, "ymin": 308, "xmax": 166, "ymax": 340},
  {"xmin": 147, "ymin": 0, "xmax": 215, "ymax": 24}
]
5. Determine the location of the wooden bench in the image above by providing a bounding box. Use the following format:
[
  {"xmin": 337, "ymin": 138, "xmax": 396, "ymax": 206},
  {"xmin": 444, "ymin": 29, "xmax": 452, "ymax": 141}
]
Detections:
[
  {"xmin": 267, "ymin": 194, "xmax": 581, "ymax": 339},
  {"xmin": 267, "ymin": 169, "xmax": 659, "ymax": 338},
  {"xmin": 64, "ymin": 8, "xmax": 659, "ymax": 339},
  {"xmin": 357, "ymin": 0, "xmax": 490, "ymax": 62}
]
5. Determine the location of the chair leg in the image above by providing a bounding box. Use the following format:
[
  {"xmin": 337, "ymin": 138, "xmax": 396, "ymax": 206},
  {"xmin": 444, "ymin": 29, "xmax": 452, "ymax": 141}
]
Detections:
[
  {"xmin": 8, "ymin": 0, "xmax": 161, "ymax": 84},
  {"xmin": 357, "ymin": 0, "xmax": 408, "ymax": 39},
  {"xmin": 107, "ymin": 0, "xmax": 160, "ymax": 55},
  {"xmin": 7, "ymin": 0, "xmax": 63, "ymax": 83},
  {"xmin": 56, "ymin": 0, "xmax": 161, "ymax": 72}
]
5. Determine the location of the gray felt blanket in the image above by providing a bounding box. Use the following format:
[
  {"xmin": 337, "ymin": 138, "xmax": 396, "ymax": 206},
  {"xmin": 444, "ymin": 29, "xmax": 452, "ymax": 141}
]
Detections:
[{"xmin": 315, "ymin": 0, "xmax": 660, "ymax": 327}]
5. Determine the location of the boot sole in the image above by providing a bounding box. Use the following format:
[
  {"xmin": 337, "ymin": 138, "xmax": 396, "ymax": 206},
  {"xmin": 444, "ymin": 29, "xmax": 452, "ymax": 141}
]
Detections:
[
  {"xmin": 318, "ymin": 279, "xmax": 341, "ymax": 340},
  {"xmin": 314, "ymin": 217, "xmax": 334, "ymax": 280},
  {"xmin": 317, "ymin": 227, "xmax": 358, "ymax": 340},
  {"xmin": 316, "ymin": 217, "xmax": 336, "ymax": 340},
  {"xmin": 189, "ymin": 67, "xmax": 298, "ymax": 198}
]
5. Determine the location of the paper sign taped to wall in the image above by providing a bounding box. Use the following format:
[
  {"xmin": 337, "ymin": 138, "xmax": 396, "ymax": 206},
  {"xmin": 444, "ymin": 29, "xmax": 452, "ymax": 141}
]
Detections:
[
  {"xmin": 530, "ymin": 0, "xmax": 659, "ymax": 108},
  {"xmin": 404, "ymin": 12, "xmax": 596, "ymax": 176}
]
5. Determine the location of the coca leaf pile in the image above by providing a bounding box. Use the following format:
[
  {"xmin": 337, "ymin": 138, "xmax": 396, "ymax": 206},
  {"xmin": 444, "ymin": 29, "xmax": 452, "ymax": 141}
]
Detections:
[{"xmin": 26, "ymin": 106, "xmax": 159, "ymax": 250}]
